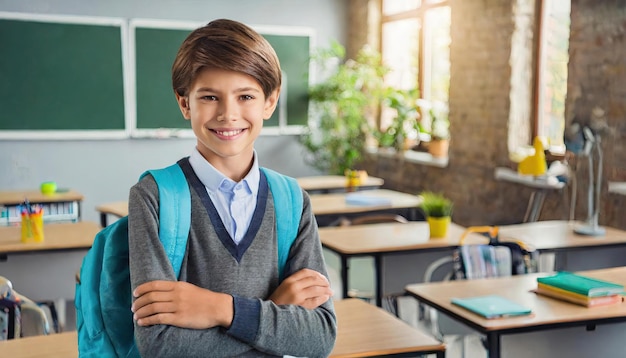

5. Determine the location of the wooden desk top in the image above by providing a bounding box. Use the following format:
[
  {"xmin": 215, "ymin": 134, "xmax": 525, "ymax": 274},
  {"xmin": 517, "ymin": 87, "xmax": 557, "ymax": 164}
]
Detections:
[
  {"xmin": 405, "ymin": 266, "xmax": 626, "ymax": 332},
  {"xmin": 0, "ymin": 331, "xmax": 77, "ymax": 357},
  {"xmin": 310, "ymin": 189, "xmax": 421, "ymax": 216},
  {"xmin": 0, "ymin": 221, "xmax": 100, "ymax": 254},
  {"xmin": 0, "ymin": 190, "xmax": 83, "ymax": 205},
  {"xmin": 331, "ymin": 298, "xmax": 445, "ymax": 357},
  {"xmin": 94, "ymin": 189, "xmax": 420, "ymax": 219},
  {"xmin": 297, "ymin": 175, "xmax": 384, "ymax": 192},
  {"xmin": 95, "ymin": 201, "xmax": 128, "ymax": 218},
  {"xmin": 498, "ymin": 220, "xmax": 626, "ymax": 251},
  {"xmin": 320, "ymin": 221, "xmax": 483, "ymax": 254}
]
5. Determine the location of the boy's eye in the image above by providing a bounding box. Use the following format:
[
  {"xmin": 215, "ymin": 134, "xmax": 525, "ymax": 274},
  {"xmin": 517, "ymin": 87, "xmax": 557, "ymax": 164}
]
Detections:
[
  {"xmin": 201, "ymin": 95, "xmax": 217, "ymax": 101},
  {"xmin": 240, "ymin": 94, "xmax": 254, "ymax": 101}
]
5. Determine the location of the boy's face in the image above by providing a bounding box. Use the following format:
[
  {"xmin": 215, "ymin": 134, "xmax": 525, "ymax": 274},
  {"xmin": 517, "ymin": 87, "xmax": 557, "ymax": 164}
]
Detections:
[{"xmin": 176, "ymin": 67, "xmax": 279, "ymax": 165}]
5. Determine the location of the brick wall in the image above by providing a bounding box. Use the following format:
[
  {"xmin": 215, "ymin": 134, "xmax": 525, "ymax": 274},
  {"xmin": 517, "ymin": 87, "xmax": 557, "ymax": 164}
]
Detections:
[
  {"xmin": 354, "ymin": 0, "xmax": 626, "ymax": 228},
  {"xmin": 565, "ymin": 0, "xmax": 626, "ymax": 229}
]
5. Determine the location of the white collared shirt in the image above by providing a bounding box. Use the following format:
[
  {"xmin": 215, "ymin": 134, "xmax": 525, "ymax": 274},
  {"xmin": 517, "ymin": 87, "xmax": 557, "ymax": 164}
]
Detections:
[{"xmin": 188, "ymin": 149, "xmax": 259, "ymax": 244}]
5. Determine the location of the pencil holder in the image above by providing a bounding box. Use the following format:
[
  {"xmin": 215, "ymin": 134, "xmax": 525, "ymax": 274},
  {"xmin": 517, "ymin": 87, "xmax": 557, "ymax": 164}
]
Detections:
[{"xmin": 21, "ymin": 211, "xmax": 44, "ymax": 243}]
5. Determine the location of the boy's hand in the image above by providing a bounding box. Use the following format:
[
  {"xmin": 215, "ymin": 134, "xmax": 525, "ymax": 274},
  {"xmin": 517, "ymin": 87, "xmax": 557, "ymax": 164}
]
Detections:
[
  {"xmin": 269, "ymin": 268, "xmax": 333, "ymax": 309},
  {"xmin": 132, "ymin": 280, "xmax": 233, "ymax": 329}
]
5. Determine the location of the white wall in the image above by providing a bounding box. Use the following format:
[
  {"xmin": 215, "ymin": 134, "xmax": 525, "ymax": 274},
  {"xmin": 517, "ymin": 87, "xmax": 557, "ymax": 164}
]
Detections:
[{"xmin": 0, "ymin": 0, "xmax": 347, "ymax": 223}]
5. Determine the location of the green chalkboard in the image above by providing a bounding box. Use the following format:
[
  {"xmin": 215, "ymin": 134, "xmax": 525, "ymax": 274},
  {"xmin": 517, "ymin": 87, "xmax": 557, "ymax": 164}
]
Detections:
[
  {"xmin": 133, "ymin": 24, "xmax": 311, "ymax": 132},
  {"xmin": 0, "ymin": 17, "xmax": 125, "ymax": 132}
]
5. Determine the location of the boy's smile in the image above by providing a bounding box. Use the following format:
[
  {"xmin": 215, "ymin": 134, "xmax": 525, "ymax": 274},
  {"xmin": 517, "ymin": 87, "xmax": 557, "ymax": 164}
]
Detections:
[{"xmin": 176, "ymin": 67, "xmax": 279, "ymax": 177}]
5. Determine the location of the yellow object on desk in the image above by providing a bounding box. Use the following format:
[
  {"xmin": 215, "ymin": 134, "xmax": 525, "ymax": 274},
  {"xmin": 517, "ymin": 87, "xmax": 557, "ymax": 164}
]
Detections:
[
  {"xmin": 21, "ymin": 210, "xmax": 44, "ymax": 243},
  {"xmin": 518, "ymin": 137, "xmax": 547, "ymax": 176}
]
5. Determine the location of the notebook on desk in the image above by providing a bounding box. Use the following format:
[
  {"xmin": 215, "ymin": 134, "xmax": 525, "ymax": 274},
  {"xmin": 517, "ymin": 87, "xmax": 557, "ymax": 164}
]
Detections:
[
  {"xmin": 451, "ymin": 295, "xmax": 532, "ymax": 319},
  {"xmin": 344, "ymin": 193, "xmax": 392, "ymax": 206}
]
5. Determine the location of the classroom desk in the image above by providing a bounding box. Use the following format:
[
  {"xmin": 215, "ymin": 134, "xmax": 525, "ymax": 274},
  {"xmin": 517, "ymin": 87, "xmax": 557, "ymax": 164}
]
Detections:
[
  {"xmin": 331, "ymin": 298, "xmax": 445, "ymax": 358},
  {"xmin": 95, "ymin": 201, "xmax": 128, "ymax": 227},
  {"xmin": 0, "ymin": 331, "xmax": 78, "ymax": 357},
  {"xmin": 0, "ymin": 189, "xmax": 84, "ymax": 225},
  {"xmin": 96, "ymin": 188, "xmax": 422, "ymax": 227},
  {"xmin": 0, "ymin": 221, "xmax": 99, "ymax": 257},
  {"xmin": 320, "ymin": 221, "xmax": 481, "ymax": 306},
  {"xmin": 498, "ymin": 220, "xmax": 626, "ymax": 271},
  {"xmin": 0, "ymin": 300, "xmax": 447, "ymax": 358},
  {"xmin": 0, "ymin": 221, "xmax": 100, "ymax": 326},
  {"xmin": 310, "ymin": 189, "xmax": 423, "ymax": 226},
  {"xmin": 296, "ymin": 175, "xmax": 384, "ymax": 194},
  {"xmin": 405, "ymin": 266, "xmax": 626, "ymax": 358}
]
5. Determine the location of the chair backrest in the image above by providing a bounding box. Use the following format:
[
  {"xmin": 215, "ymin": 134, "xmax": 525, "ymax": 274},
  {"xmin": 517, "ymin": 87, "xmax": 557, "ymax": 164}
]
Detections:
[
  {"xmin": 0, "ymin": 276, "xmax": 51, "ymax": 339},
  {"xmin": 341, "ymin": 213, "xmax": 409, "ymax": 226}
]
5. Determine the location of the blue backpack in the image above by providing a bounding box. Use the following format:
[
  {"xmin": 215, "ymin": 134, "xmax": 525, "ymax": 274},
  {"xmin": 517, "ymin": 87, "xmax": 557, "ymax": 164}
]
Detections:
[{"xmin": 75, "ymin": 162, "xmax": 303, "ymax": 358}]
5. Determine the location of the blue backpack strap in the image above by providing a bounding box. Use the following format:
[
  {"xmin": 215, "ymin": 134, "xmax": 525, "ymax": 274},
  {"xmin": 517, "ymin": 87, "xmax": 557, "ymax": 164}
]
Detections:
[
  {"xmin": 140, "ymin": 163, "xmax": 191, "ymax": 279},
  {"xmin": 260, "ymin": 167, "xmax": 303, "ymax": 281}
]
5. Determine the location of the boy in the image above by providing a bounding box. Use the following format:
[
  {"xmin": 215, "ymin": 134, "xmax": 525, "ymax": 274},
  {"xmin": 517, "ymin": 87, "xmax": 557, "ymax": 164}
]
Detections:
[{"xmin": 128, "ymin": 19, "xmax": 336, "ymax": 357}]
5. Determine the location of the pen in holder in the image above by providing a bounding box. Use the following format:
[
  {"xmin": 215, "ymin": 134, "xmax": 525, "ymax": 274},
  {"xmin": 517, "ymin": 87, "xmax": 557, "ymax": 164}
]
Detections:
[{"xmin": 20, "ymin": 203, "xmax": 44, "ymax": 243}]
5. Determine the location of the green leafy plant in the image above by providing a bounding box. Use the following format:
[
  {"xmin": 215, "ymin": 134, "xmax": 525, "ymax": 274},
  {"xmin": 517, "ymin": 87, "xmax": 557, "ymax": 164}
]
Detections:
[
  {"xmin": 301, "ymin": 42, "xmax": 390, "ymax": 175},
  {"xmin": 419, "ymin": 191, "xmax": 453, "ymax": 218},
  {"xmin": 418, "ymin": 100, "xmax": 450, "ymax": 141},
  {"xmin": 375, "ymin": 88, "xmax": 422, "ymax": 152}
]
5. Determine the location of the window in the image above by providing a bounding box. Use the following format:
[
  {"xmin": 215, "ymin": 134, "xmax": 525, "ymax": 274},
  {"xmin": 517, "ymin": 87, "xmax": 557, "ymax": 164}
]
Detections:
[
  {"xmin": 535, "ymin": 0, "xmax": 571, "ymax": 153},
  {"xmin": 380, "ymin": 0, "xmax": 451, "ymax": 136},
  {"xmin": 381, "ymin": 1, "xmax": 450, "ymax": 100}
]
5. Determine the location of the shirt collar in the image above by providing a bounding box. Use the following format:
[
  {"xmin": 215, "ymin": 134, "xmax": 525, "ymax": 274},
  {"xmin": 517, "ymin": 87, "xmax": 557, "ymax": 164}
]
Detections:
[{"xmin": 188, "ymin": 148, "xmax": 259, "ymax": 196}]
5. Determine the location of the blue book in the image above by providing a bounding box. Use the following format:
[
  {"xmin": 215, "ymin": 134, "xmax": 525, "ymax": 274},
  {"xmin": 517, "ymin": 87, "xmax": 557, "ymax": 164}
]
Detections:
[{"xmin": 451, "ymin": 295, "xmax": 532, "ymax": 319}]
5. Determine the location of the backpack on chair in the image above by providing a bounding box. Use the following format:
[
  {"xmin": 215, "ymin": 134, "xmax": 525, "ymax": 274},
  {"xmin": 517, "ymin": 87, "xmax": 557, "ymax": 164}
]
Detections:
[{"xmin": 75, "ymin": 160, "xmax": 303, "ymax": 358}]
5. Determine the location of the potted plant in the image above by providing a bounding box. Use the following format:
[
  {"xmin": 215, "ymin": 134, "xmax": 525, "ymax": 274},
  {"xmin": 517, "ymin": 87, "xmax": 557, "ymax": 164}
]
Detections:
[
  {"xmin": 374, "ymin": 88, "xmax": 422, "ymax": 153},
  {"xmin": 417, "ymin": 100, "xmax": 450, "ymax": 158},
  {"xmin": 419, "ymin": 191, "xmax": 453, "ymax": 238},
  {"xmin": 301, "ymin": 42, "xmax": 390, "ymax": 175}
]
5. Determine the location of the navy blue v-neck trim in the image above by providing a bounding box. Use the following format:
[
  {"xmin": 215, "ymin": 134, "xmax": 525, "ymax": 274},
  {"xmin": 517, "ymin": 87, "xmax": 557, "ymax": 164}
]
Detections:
[{"xmin": 178, "ymin": 157, "xmax": 268, "ymax": 263}]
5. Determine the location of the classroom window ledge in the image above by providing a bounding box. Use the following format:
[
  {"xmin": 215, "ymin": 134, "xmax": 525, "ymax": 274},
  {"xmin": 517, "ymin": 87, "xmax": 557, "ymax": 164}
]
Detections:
[{"xmin": 366, "ymin": 147, "xmax": 449, "ymax": 168}]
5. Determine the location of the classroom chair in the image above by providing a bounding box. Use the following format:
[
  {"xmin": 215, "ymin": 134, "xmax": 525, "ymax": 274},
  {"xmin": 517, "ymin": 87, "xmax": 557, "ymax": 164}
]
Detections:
[{"xmin": 0, "ymin": 276, "xmax": 57, "ymax": 339}]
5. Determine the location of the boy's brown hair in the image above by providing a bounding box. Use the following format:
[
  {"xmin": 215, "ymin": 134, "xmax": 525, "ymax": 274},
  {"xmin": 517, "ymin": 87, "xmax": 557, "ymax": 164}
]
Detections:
[{"xmin": 172, "ymin": 19, "xmax": 282, "ymax": 99}]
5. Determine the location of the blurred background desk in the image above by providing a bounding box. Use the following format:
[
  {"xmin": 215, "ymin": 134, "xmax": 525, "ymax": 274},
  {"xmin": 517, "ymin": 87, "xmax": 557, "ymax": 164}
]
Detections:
[
  {"xmin": 499, "ymin": 220, "xmax": 626, "ymax": 271},
  {"xmin": 0, "ymin": 189, "xmax": 83, "ymax": 226},
  {"xmin": 320, "ymin": 221, "xmax": 476, "ymax": 306},
  {"xmin": 0, "ymin": 221, "xmax": 100, "ymax": 329},
  {"xmin": 296, "ymin": 175, "xmax": 384, "ymax": 194},
  {"xmin": 311, "ymin": 189, "xmax": 423, "ymax": 227},
  {"xmin": 96, "ymin": 188, "xmax": 423, "ymax": 227},
  {"xmin": 0, "ymin": 331, "xmax": 77, "ymax": 357},
  {"xmin": 95, "ymin": 201, "xmax": 127, "ymax": 227}
]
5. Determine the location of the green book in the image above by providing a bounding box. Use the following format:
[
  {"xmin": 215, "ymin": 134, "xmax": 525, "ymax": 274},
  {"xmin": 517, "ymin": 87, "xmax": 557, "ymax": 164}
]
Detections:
[
  {"xmin": 451, "ymin": 295, "xmax": 532, "ymax": 319},
  {"xmin": 537, "ymin": 272, "xmax": 624, "ymax": 297}
]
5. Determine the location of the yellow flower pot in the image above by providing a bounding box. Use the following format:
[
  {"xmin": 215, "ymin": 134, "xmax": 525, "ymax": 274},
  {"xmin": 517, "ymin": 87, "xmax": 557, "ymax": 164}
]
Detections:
[{"xmin": 427, "ymin": 216, "xmax": 451, "ymax": 238}]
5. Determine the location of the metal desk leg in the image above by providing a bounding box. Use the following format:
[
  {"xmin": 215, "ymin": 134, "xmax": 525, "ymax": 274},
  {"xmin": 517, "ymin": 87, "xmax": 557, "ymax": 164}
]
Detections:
[
  {"xmin": 100, "ymin": 213, "xmax": 108, "ymax": 227},
  {"xmin": 486, "ymin": 332, "xmax": 501, "ymax": 358},
  {"xmin": 375, "ymin": 254, "xmax": 383, "ymax": 307},
  {"xmin": 341, "ymin": 255, "xmax": 349, "ymax": 299}
]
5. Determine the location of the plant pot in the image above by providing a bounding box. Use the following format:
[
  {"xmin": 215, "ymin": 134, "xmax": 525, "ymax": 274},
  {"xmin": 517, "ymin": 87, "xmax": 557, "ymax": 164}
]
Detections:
[
  {"xmin": 428, "ymin": 139, "xmax": 449, "ymax": 158},
  {"xmin": 427, "ymin": 216, "xmax": 451, "ymax": 238}
]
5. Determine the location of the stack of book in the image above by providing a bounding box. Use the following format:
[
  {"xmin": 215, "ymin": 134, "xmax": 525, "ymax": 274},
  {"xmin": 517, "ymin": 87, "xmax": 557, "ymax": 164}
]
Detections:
[{"xmin": 535, "ymin": 272, "xmax": 625, "ymax": 307}]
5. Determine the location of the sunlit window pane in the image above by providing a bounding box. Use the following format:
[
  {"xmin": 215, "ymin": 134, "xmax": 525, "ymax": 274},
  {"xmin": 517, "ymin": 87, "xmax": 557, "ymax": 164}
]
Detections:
[
  {"xmin": 383, "ymin": 0, "xmax": 421, "ymax": 15},
  {"xmin": 382, "ymin": 19, "xmax": 420, "ymax": 90},
  {"xmin": 538, "ymin": 0, "xmax": 570, "ymax": 152},
  {"xmin": 424, "ymin": 6, "xmax": 450, "ymax": 103}
]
